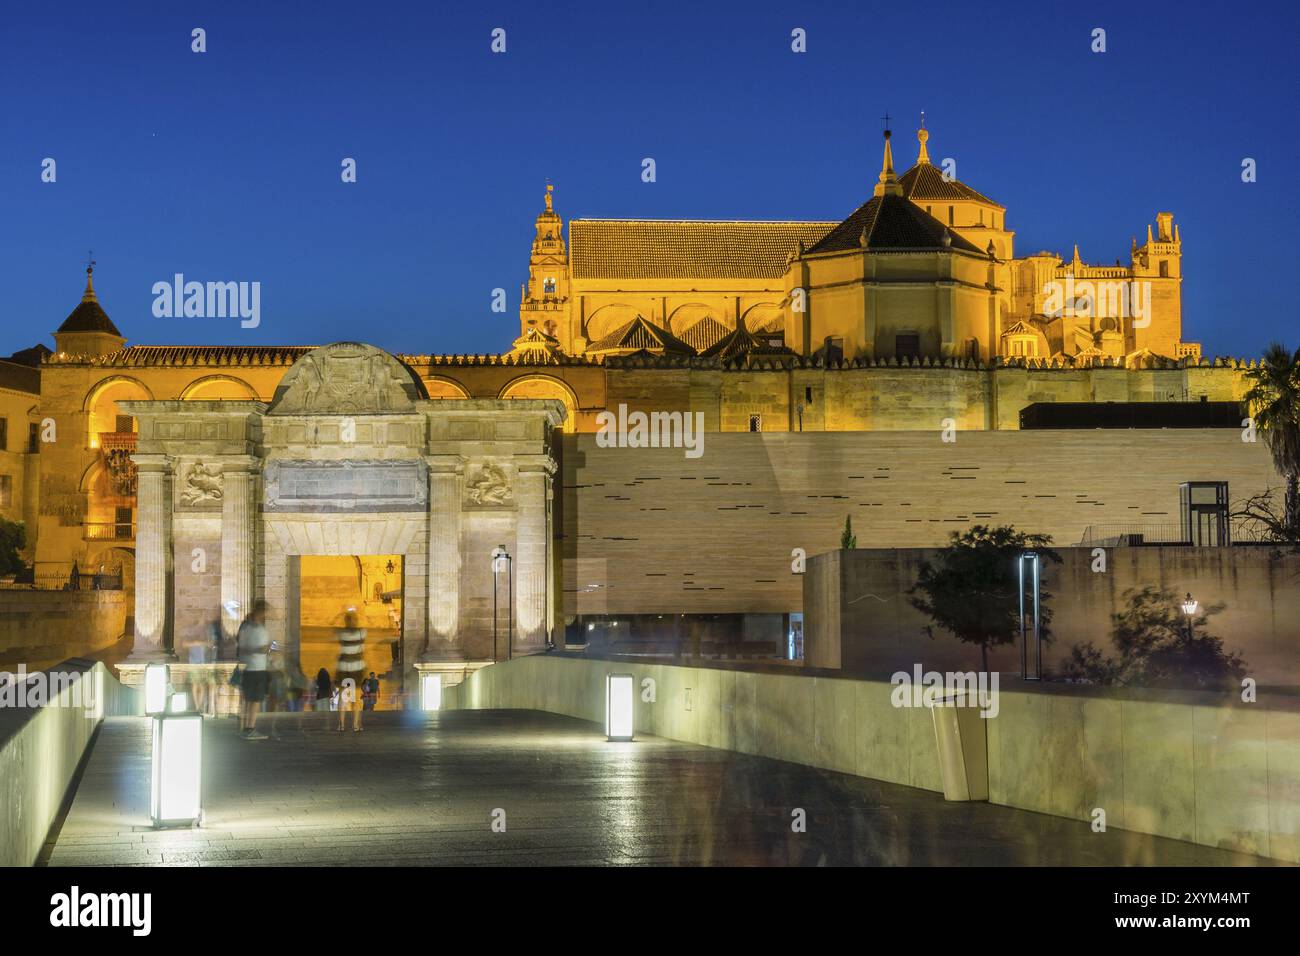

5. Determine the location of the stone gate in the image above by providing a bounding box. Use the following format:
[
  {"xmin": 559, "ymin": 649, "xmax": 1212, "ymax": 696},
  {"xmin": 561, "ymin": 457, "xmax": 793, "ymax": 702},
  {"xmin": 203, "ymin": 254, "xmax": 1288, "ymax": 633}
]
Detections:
[{"xmin": 119, "ymin": 343, "xmax": 564, "ymax": 692}]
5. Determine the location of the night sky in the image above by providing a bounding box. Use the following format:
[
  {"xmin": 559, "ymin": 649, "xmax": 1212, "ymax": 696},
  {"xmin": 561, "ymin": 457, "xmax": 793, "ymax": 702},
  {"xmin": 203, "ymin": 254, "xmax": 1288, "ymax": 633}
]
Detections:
[{"xmin": 3, "ymin": 0, "xmax": 1296, "ymax": 359}]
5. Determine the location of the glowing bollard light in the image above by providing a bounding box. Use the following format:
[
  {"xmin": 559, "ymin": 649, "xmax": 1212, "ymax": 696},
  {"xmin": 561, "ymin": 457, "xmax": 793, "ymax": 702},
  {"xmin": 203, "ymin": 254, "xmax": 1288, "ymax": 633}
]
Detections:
[
  {"xmin": 169, "ymin": 690, "xmax": 190, "ymax": 713},
  {"xmin": 421, "ymin": 672, "xmax": 442, "ymax": 711},
  {"xmin": 143, "ymin": 662, "xmax": 169, "ymax": 716},
  {"xmin": 150, "ymin": 707, "xmax": 203, "ymax": 828},
  {"xmin": 605, "ymin": 673, "xmax": 634, "ymax": 742}
]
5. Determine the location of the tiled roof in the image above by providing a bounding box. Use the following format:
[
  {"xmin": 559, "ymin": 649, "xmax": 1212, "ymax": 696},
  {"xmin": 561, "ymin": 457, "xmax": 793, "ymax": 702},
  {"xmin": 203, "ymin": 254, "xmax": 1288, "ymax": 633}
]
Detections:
[
  {"xmin": 700, "ymin": 320, "xmax": 794, "ymax": 362},
  {"xmin": 586, "ymin": 315, "xmax": 695, "ymax": 354},
  {"xmin": 46, "ymin": 345, "xmax": 316, "ymax": 367},
  {"xmin": 569, "ymin": 219, "xmax": 836, "ymax": 279},
  {"xmin": 0, "ymin": 359, "xmax": 40, "ymax": 395},
  {"xmin": 58, "ymin": 298, "xmax": 121, "ymax": 336},
  {"xmin": 899, "ymin": 162, "xmax": 1003, "ymax": 207},
  {"xmin": 806, "ymin": 194, "xmax": 984, "ymax": 256},
  {"xmin": 678, "ymin": 316, "xmax": 731, "ymax": 352}
]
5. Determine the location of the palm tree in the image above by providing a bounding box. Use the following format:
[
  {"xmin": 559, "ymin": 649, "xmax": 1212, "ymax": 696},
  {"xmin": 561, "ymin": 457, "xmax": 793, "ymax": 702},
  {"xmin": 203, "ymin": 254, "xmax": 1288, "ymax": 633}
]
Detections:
[{"xmin": 1244, "ymin": 343, "xmax": 1300, "ymax": 532}]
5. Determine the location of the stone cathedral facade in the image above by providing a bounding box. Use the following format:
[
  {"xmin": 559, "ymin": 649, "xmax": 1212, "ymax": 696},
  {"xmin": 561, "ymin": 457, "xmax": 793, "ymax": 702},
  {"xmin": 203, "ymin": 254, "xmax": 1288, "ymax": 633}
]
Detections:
[{"xmin": 520, "ymin": 125, "xmax": 1194, "ymax": 366}]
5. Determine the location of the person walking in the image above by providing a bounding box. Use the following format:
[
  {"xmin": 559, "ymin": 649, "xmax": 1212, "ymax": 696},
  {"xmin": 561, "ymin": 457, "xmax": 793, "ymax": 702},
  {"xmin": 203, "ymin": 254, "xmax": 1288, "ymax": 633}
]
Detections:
[
  {"xmin": 237, "ymin": 600, "xmax": 272, "ymax": 740},
  {"xmin": 336, "ymin": 610, "xmax": 366, "ymax": 732},
  {"xmin": 314, "ymin": 668, "xmax": 332, "ymax": 713},
  {"xmin": 361, "ymin": 671, "xmax": 380, "ymax": 715}
]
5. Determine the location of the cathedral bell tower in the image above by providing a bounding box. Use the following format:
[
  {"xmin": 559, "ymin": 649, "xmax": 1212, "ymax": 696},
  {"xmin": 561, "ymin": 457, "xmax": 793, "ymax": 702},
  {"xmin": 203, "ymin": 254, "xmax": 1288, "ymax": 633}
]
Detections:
[{"xmin": 519, "ymin": 184, "xmax": 572, "ymax": 352}]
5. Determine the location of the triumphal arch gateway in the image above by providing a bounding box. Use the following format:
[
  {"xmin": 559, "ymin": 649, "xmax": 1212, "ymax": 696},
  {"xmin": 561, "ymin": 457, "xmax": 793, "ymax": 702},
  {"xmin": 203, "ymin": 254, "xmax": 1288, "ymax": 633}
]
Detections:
[{"xmin": 119, "ymin": 343, "xmax": 564, "ymax": 689}]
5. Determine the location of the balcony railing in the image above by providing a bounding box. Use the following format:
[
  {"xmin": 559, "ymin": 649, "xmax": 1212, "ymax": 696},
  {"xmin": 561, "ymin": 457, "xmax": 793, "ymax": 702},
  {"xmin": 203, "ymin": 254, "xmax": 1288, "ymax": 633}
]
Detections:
[
  {"xmin": 84, "ymin": 521, "xmax": 135, "ymax": 542},
  {"xmin": 98, "ymin": 431, "xmax": 137, "ymax": 452},
  {"xmin": 1078, "ymin": 520, "xmax": 1270, "ymax": 547}
]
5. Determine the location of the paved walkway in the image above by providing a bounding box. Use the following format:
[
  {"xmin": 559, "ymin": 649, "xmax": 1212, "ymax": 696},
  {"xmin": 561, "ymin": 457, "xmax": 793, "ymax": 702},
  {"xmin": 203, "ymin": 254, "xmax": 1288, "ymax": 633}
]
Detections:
[{"xmin": 44, "ymin": 711, "xmax": 1273, "ymax": 866}]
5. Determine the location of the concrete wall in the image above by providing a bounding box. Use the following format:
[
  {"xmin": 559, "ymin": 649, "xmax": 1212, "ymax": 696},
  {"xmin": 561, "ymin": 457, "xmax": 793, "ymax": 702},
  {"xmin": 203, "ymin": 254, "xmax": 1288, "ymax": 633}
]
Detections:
[
  {"xmin": 0, "ymin": 660, "xmax": 140, "ymax": 866},
  {"xmin": 0, "ymin": 589, "xmax": 127, "ymax": 670},
  {"xmin": 802, "ymin": 546, "xmax": 1300, "ymax": 686},
  {"xmin": 451, "ymin": 654, "xmax": 1300, "ymax": 862},
  {"xmin": 562, "ymin": 430, "xmax": 1276, "ymax": 620}
]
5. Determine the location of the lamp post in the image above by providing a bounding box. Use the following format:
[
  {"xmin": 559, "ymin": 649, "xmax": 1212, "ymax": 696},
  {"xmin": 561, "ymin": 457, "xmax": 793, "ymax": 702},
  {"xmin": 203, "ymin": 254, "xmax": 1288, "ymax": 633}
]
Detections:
[
  {"xmin": 150, "ymin": 702, "xmax": 203, "ymax": 828},
  {"xmin": 420, "ymin": 672, "xmax": 442, "ymax": 711},
  {"xmin": 144, "ymin": 661, "xmax": 170, "ymax": 716},
  {"xmin": 605, "ymin": 673, "xmax": 635, "ymax": 742},
  {"xmin": 491, "ymin": 545, "xmax": 513, "ymax": 662},
  {"xmin": 1017, "ymin": 551, "xmax": 1042, "ymax": 680},
  {"xmin": 1181, "ymin": 592, "xmax": 1198, "ymax": 641}
]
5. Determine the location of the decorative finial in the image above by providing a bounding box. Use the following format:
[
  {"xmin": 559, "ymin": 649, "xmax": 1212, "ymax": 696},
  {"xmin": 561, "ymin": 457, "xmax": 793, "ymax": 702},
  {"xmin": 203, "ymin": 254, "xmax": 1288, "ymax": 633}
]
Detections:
[
  {"xmin": 874, "ymin": 123, "xmax": 902, "ymax": 198},
  {"xmin": 544, "ymin": 181, "xmax": 554, "ymax": 212},
  {"xmin": 916, "ymin": 112, "xmax": 930, "ymax": 165},
  {"xmin": 83, "ymin": 250, "xmax": 97, "ymax": 302}
]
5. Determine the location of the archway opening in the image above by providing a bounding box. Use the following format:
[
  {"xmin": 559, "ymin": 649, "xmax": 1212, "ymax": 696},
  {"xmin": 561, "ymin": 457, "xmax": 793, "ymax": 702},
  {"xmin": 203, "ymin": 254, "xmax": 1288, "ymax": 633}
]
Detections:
[{"xmin": 297, "ymin": 554, "xmax": 403, "ymax": 711}]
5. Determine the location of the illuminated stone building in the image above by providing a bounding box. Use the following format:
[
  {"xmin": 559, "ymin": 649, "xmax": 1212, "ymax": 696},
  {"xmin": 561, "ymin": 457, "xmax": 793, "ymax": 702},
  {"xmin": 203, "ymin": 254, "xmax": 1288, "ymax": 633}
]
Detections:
[{"xmin": 0, "ymin": 127, "xmax": 1278, "ymax": 673}]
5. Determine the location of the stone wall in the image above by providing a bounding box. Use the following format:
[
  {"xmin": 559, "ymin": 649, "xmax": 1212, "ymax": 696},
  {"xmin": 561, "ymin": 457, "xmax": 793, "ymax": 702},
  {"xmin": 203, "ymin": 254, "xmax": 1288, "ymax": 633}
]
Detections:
[
  {"xmin": 0, "ymin": 590, "xmax": 127, "ymax": 670},
  {"xmin": 451, "ymin": 654, "xmax": 1300, "ymax": 863},
  {"xmin": 802, "ymin": 546, "xmax": 1300, "ymax": 687},
  {"xmin": 561, "ymin": 430, "xmax": 1277, "ymax": 620},
  {"xmin": 0, "ymin": 660, "xmax": 140, "ymax": 866}
]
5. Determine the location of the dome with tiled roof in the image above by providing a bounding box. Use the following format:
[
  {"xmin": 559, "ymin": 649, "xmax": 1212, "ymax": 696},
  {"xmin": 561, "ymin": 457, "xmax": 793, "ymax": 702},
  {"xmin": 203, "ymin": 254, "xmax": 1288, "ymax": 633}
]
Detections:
[
  {"xmin": 805, "ymin": 129, "xmax": 985, "ymax": 256},
  {"xmin": 58, "ymin": 266, "xmax": 122, "ymax": 336},
  {"xmin": 897, "ymin": 124, "xmax": 1003, "ymax": 208}
]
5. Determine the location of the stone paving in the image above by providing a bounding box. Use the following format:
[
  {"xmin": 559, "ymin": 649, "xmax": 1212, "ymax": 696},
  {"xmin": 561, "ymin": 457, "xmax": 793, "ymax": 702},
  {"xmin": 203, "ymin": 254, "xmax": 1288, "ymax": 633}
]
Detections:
[{"xmin": 44, "ymin": 710, "xmax": 1275, "ymax": 866}]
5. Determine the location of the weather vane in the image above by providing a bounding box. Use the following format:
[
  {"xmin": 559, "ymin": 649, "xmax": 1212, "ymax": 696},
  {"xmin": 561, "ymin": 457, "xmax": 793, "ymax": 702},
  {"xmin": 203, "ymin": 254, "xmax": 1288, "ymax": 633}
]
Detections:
[{"xmin": 86, "ymin": 249, "xmax": 95, "ymax": 272}]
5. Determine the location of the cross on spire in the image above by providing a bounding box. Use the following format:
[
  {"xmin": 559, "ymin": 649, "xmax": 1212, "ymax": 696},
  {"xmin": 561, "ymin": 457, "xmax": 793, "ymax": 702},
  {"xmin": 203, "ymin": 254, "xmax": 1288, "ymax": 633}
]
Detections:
[
  {"xmin": 881, "ymin": 111, "xmax": 891, "ymax": 132},
  {"xmin": 86, "ymin": 249, "xmax": 95, "ymax": 274}
]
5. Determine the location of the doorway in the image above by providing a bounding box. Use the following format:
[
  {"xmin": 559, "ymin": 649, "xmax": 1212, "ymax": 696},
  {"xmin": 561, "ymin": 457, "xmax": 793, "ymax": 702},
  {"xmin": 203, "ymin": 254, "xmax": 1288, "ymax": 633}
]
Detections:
[{"xmin": 297, "ymin": 554, "xmax": 404, "ymax": 710}]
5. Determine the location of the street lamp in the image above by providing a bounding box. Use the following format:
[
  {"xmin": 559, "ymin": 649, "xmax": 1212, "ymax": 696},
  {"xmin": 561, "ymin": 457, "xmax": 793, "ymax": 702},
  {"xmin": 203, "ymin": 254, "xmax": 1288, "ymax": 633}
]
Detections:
[
  {"xmin": 144, "ymin": 661, "xmax": 170, "ymax": 716},
  {"xmin": 1017, "ymin": 552, "xmax": 1042, "ymax": 680},
  {"xmin": 1181, "ymin": 592, "xmax": 1198, "ymax": 640},
  {"xmin": 420, "ymin": 672, "xmax": 442, "ymax": 711},
  {"xmin": 150, "ymin": 706, "xmax": 203, "ymax": 828},
  {"xmin": 491, "ymin": 545, "xmax": 513, "ymax": 662},
  {"xmin": 605, "ymin": 673, "xmax": 635, "ymax": 741}
]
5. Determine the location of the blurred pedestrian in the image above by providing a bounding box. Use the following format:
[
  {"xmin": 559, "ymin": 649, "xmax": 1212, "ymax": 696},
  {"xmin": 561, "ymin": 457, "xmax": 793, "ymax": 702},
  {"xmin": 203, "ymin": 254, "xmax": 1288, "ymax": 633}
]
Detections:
[
  {"xmin": 336, "ymin": 609, "xmax": 366, "ymax": 732},
  {"xmin": 314, "ymin": 668, "xmax": 332, "ymax": 713},
  {"xmin": 237, "ymin": 600, "xmax": 271, "ymax": 740},
  {"xmin": 362, "ymin": 671, "xmax": 379, "ymax": 714}
]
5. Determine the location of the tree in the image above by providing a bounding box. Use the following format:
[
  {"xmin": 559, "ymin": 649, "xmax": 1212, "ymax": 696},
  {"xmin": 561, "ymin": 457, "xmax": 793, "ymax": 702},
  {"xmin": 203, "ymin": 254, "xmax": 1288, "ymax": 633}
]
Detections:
[
  {"xmin": 1231, "ymin": 488, "xmax": 1300, "ymax": 553},
  {"xmin": 1244, "ymin": 342, "xmax": 1300, "ymax": 533},
  {"xmin": 0, "ymin": 519, "xmax": 27, "ymax": 576},
  {"xmin": 840, "ymin": 515, "xmax": 856, "ymax": 550},
  {"xmin": 1062, "ymin": 586, "xmax": 1246, "ymax": 690},
  {"xmin": 908, "ymin": 524, "xmax": 1060, "ymax": 672}
]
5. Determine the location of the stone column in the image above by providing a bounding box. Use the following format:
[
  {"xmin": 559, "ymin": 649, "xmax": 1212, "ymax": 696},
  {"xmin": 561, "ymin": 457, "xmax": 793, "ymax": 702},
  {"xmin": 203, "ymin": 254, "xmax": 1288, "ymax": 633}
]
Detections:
[
  {"xmin": 423, "ymin": 456, "xmax": 463, "ymax": 659},
  {"xmin": 130, "ymin": 454, "xmax": 174, "ymax": 659},
  {"xmin": 219, "ymin": 457, "xmax": 259, "ymax": 641},
  {"xmin": 513, "ymin": 456, "xmax": 555, "ymax": 651}
]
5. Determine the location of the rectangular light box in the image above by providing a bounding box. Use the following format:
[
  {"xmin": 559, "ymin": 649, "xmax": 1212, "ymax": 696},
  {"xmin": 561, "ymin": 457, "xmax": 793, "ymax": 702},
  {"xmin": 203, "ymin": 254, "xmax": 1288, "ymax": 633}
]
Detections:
[{"xmin": 605, "ymin": 673, "xmax": 634, "ymax": 742}]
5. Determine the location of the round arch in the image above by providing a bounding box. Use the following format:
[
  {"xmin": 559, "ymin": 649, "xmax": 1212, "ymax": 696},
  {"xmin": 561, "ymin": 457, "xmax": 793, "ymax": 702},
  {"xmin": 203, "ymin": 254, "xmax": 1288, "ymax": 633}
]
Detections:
[
  {"xmin": 179, "ymin": 374, "xmax": 260, "ymax": 401},
  {"xmin": 666, "ymin": 302, "xmax": 720, "ymax": 336},
  {"xmin": 742, "ymin": 301, "xmax": 785, "ymax": 332},
  {"xmin": 584, "ymin": 304, "xmax": 641, "ymax": 345},
  {"xmin": 424, "ymin": 375, "xmax": 472, "ymax": 400},
  {"xmin": 82, "ymin": 375, "xmax": 154, "ymax": 413},
  {"xmin": 83, "ymin": 376, "xmax": 153, "ymax": 448},
  {"xmin": 498, "ymin": 374, "xmax": 578, "ymax": 432}
]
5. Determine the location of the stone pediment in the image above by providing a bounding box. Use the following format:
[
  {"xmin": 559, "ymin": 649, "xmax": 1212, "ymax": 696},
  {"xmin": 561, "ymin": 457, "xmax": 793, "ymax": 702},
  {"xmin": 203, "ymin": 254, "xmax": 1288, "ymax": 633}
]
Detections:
[{"xmin": 268, "ymin": 342, "xmax": 425, "ymax": 415}]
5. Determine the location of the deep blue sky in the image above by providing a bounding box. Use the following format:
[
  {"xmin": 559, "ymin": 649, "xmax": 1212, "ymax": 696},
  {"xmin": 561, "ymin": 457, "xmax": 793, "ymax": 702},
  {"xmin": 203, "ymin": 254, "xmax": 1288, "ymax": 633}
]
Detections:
[{"xmin": 2, "ymin": 0, "xmax": 1296, "ymax": 359}]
